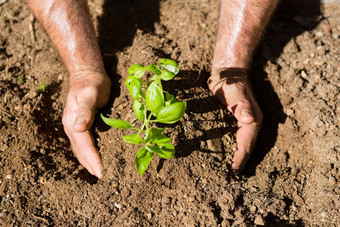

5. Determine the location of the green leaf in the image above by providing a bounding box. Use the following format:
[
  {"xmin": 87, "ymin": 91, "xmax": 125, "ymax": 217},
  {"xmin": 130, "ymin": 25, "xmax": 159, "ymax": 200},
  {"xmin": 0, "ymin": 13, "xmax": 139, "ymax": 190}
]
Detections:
[
  {"xmin": 101, "ymin": 114, "xmax": 133, "ymax": 129},
  {"xmin": 160, "ymin": 71, "xmax": 175, "ymax": 81},
  {"xmin": 147, "ymin": 64, "xmax": 161, "ymax": 75},
  {"xmin": 144, "ymin": 128, "xmax": 165, "ymax": 143},
  {"xmin": 37, "ymin": 82, "xmax": 47, "ymax": 94},
  {"xmin": 126, "ymin": 77, "xmax": 142, "ymax": 100},
  {"xmin": 150, "ymin": 74, "xmax": 158, "ymax": 81},
  {"xmin": 165, "ymin": 98, "xmax": 179, "ymax": 106},
  {"xmin": 145, "ymin": 82, "xmax": 164, "ymax": 113},
  {"xmin": 135, "ymin": 147, "xmax": 154, "ymax": 175},
  {"xmin": 123, "ymin": 133, "xmax": 144, "ymax": 144},
  {"xmin": 158, "ymin": 142, "xmax": 175, "ymax": 150},
  {"xmin": 134, "ymin": 67, "xmax": 147, "ymax": 78},
  {"xmin": 145, "ymin": 145, "xmax": 175, "ymax": 159},
  {"xmin": 150, "ymin": 128, "xmax": 165, "ymax": 136},
  {"xmin": 133, "ymin": 100, "xmax": 145, "ymax": 121},
  {"xmin": 128, "ymin": 64, "xmax": 144, "ymax": 74},
  {"xmin": 159, "ymin": 58, "xmax": 179, "ymax": 75},
  {"xmin": 153, "ymin": 133, "xmax": 172, "ymax": 144},
  {"xmin": 165, "ymin": 92, "xmax": 174, "ymax": 101},
  {"xmin": 156, "ymin": 102, "xmax": 186, "ymax": 124}
]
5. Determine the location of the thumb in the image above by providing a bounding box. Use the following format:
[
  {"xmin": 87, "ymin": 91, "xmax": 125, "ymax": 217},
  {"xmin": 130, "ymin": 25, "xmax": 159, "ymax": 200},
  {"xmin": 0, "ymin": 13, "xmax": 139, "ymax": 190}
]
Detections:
[
  {"xmin": 72, "ymin": 100, "xmax": 96, "ymax": 132},
  {"xmin": 230, "ymin": 100, "xmax": 255, "ymax": 125}
]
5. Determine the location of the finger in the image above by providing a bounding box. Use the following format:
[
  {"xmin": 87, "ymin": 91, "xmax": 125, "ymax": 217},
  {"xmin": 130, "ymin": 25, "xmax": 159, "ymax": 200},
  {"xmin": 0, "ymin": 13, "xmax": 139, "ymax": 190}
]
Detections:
[
  {"xmin": 73, "ymin": 94, "xmax": 97, "ymax": 132},
  {"xmin": 231, "ymin": 122, "xmax": 257, "ymax": 172},
  {"xmin": 66, "ymin": 129, "xmax": 103, "ymax": 178}
]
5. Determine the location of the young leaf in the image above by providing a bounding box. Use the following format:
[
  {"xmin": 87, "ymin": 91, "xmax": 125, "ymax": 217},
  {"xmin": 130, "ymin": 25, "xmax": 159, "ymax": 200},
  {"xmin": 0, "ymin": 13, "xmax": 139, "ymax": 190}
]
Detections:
[
  {"xmin": 145, "ymin": 145, "xmax": 175, "ymax": 159},
  {"xmin": 134, "ymin": 67, "xmax": 147, "ymax": 78},
  {"xmin": 128, "ymin": 64, "xmax": 144, "ymax": 74},
  {"xmin": 152, "ymin": 134, "xmax": 172, "ymax": 144},
  {"xmin": 123, "ymin": 133, "xmax": 144, "ymax": 144},
  {"xmin": 158, "ymin": 142, "xmax": 175, "ymax": 151},
  {"xmin": 135, "ymin": 147, "xmax": 154, "ymax": 175},
  {"xmin": 159, "ymin": 58, "xmax": 179, "ymax": 75},
  {"xmin": 165, "ymin": 92, "xmax": 174, "ymax": 101},
  {"xmin": 156, "ymin": 102, "xmax": 186, "ymax": 124},
  {"xmin": 165, "ymin": 98, "xmax": 179, "ymax": 106},
  {"xmin": 101, "ymin": 114, "xmax": 133, "ymax": 129},
  {"xmin": 133, "ymin": 100, "xmax": 145, "ymax": 121},
  {"xmin": 149, "ymin": 128, "xmax": 165, "ymax": 136},
  {"xmin": 126, "ymin": 77, "xmax": 142, "ymax": 100},
  {"xmin": 145, "ymin": 82, "xmax": 164, "ymax": 113},
  {"xmin": 160, "ymin": 71, "xmax": 175, "ymax": 81},
  {"xmin": 147, "ymin": 64, "xmax": 161, "ymax": 75}
]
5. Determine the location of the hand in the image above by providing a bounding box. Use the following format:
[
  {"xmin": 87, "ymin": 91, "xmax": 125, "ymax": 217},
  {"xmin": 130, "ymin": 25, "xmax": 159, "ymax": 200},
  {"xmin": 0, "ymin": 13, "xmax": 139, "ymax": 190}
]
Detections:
[
  {"xmin": 208, "ymin": 68, "xmax": 263, "ymax": 173},
  {"xmin": 62, "ymin": 71, "xmax": 111, "ymax": 178}
]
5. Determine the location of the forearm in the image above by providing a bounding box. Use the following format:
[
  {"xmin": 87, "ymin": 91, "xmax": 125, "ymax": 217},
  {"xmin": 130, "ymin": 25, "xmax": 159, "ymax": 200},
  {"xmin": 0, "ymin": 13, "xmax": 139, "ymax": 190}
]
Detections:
[
  {"xmin": 212, "ymin": 0, "xmax": 278, "ymax": 71},
  {"xmin": 25, "ymin": 0, "xmax": 105, "ymax": 78}
]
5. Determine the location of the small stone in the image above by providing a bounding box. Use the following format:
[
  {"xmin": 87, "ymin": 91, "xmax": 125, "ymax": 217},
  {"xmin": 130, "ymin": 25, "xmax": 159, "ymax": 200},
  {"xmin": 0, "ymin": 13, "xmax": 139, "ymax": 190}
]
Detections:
[
  {"xmin": 328, "ymin": 176, "xmax": 336, "ymax": 185},
  {"xmin": 321, "ymin": 211, "xmax": 327, "ymax": 218},
  {"xmin": 300, "ymin": 70, "xmax": 308, "ymax": 78},
  {"xmin": 250, "ymin": 205, "xmax": 257, "ymax": 213},
  {"xmin": 114, "ymin": 202, "xmax": 121, "ymax": 209},
  {"xmin": 40, "ymin": 148, "xmax": 46, "ymax": 155},
  {"xmin": 254, "ymin": 214, "xmax": 265, "ymax": 226},
  {"xmin": 286, "ymin": 108, "xmax": 294, "ymax": 116},
  {"xmin": 58, "ymin": 74, "xmax": 64, "ymax": 82},
  {"xmin": 3, "ymin": 116, "xmax": 11, "ymax": 124},
  {"xmin": 316, "ymin": 46, "xmax": 326, "ymax": 55},
  {"xmin": 147, "ymin": 213, "xmax": 152, "ymax": 219}
]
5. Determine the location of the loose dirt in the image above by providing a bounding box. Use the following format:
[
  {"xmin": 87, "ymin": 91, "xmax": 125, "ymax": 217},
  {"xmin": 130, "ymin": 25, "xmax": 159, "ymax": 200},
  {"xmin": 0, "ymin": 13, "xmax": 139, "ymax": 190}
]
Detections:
[{"xmin": 0, "ymin": 0, "xmax": 339, "ymax": 226}]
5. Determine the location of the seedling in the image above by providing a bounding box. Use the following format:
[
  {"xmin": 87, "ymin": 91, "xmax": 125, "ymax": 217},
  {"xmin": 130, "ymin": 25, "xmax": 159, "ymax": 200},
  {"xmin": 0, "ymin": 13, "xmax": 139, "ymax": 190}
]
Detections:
[
  {"xmin": 31, "ymin": 81, "xmax": 47, "ymax": 113},
  {"xmin": 101, "ymin": 59, "xmax": 186, "ymax": 175},
  {"xmin": 37, "ymin": 81, "xmax": 47, "ymax": 95}
]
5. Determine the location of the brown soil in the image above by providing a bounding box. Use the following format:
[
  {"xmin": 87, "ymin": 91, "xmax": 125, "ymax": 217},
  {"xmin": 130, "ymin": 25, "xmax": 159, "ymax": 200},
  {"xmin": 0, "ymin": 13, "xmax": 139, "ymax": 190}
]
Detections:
[{"xmin": 0, "ymin": 0, "xmax": 339, "ymax": 226}]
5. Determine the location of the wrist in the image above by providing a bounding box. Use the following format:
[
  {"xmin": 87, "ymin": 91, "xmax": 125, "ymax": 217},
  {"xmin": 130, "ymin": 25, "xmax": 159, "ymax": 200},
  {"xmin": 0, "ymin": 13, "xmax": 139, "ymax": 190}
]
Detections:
[
  {"xmin": 69, "ymin": 66, "xmax": 109, "ymax": 83},
  {"xmin": 208, "ymin": 67, "xmax": 248, "ymax": 94}
]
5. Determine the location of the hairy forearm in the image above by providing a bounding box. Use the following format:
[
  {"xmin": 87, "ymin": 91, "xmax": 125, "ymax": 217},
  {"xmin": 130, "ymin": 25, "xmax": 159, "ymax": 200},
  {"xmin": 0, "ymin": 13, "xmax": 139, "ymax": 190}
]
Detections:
[
  {"xmin": 212, "ymin": 0, "xmax": 278, "ymax": 71},
  {"xmin": 25, "ymin": 0, "xmax": 105, "ymax": 78}
]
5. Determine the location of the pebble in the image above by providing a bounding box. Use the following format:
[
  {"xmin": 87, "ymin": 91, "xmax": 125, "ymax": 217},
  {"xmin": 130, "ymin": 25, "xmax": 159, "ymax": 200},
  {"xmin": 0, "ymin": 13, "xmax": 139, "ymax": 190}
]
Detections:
[
  {"xmin": 254, "ymin": 214, "xmax": 265, "ymax": 226},
  {"xmin": 114, "ymin": 202, "xmax": 121, "ymax": 209},
  {"xmin": 328, "ymin": 176, "xmax": 336, "ymax": 185},
  {"xmin": 58, "ymin": 74, "xmax": 64, "ymax": 82},
  {"xmin": 40, "ymin": 148, "xmax": 46, "ymax": 155},
  {"xmin": 249, "ymin": 205, "xmax": 257, "ymax": 213},
  {"xmin": 3, "ymin": 116, "xmax": 11, "ymax": 124},
  {"xmin": 300, "ymin": 70, "xmax": 308, "ymax": 78},
  {"xmin": 286, "ymin": 108, "xmax": 294, "ymax": 116}
]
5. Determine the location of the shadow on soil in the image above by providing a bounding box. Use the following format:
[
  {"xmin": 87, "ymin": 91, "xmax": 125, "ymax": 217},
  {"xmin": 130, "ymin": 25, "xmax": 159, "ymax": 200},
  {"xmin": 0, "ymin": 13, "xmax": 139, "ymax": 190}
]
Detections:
[
  {"xmin": 244, "ymin": 0, "xmax": 322, "ymax": 176},
  {"xmin": 158, "ymin": 0, "xmax": 322, "ymax": 178},
  {"xmin": 32, "ymin": 0, "xmax": 322, "ymax": 183}
]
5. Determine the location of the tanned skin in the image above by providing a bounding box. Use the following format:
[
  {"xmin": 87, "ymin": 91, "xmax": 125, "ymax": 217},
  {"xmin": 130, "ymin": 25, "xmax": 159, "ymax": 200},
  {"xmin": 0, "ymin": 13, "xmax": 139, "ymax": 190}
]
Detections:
[
  {"xmin": 209, "ymin": 0, "xmax": 278, "ymax": 172},
  {"xmin": 25, "ymin": 0, "xmax": 111, "ymax": 178},
  {"xmin": 25, "ymin": 0, "xmax": 277, "ymax": 177}
]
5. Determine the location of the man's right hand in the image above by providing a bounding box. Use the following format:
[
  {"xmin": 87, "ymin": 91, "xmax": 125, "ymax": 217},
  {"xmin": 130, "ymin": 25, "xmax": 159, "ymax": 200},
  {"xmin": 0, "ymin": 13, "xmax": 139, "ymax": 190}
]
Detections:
[{"xmin": 62, "ymin": 71, "xmax": 111, "ymax": 178}]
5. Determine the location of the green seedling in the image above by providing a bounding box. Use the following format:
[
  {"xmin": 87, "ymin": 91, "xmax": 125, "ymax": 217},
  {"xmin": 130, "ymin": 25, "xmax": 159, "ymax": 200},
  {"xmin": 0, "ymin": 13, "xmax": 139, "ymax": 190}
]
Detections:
[
  {"xmin": 37, "ymin": 81, "xmax": 47, "ymax": 95},
  {"xmin": 101, "ymin": 59, "xmax": 186, "ymax": 175},
  {"xmin": 18, "ymin": 76, "xmax": 24, "ymax": 85}
]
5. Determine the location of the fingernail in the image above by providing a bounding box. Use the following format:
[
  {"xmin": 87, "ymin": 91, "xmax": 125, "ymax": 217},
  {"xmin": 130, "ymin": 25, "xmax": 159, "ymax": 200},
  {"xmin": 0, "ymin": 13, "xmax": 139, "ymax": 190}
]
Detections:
[
  {"xmin": 75, "ymin": 118, "xmax": 86, "ymax": 125},
  {"xmin": 95, "ymin": 170, "xmax": 102, "ymax": 179},
  {"xmin": 241, "ymin": 110, "xmax": 252, "ymax": 117}
]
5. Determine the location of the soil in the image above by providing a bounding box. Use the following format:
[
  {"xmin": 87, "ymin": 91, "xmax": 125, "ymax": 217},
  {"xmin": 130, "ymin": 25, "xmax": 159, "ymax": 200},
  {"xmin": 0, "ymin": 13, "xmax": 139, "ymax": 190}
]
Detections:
[{"xmin": 0, "ymin": 0, "xmax": 339, "ymax": 226}]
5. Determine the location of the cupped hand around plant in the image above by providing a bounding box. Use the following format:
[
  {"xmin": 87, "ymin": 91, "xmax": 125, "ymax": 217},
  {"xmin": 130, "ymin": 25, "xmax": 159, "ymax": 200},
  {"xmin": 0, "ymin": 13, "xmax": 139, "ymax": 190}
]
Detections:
[
  {"xmin": 62, "ymin": 71, "xmax": 111, "ymax": 178},
  {"xmin": 208, "ymin": 68, "xmax": 263, "ymax": 173}
]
